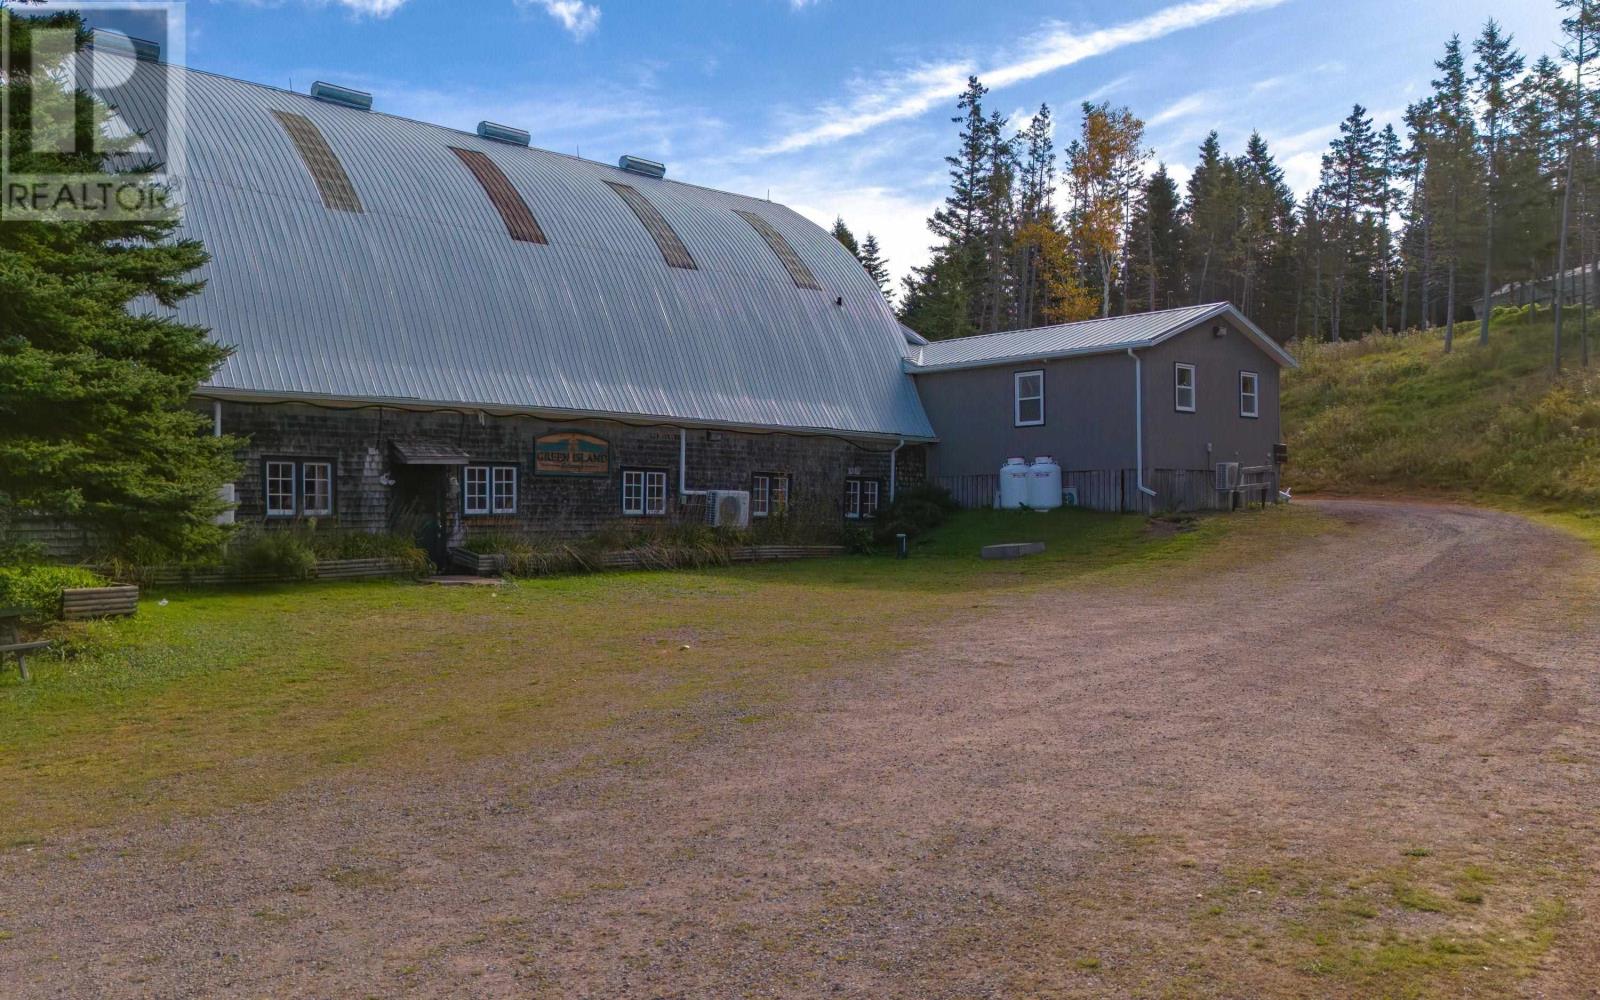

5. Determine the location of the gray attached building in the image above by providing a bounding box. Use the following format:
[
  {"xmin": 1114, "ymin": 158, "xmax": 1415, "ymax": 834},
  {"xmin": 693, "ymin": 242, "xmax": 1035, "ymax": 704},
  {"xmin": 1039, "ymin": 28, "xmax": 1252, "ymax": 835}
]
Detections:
[
  {"xmin": 34, "ymin": 48, "xmax": 1292, "ymax": 563},
  {"xmin": 907, "ymin": 303, "xmax": 1297, "ymax": 511}
]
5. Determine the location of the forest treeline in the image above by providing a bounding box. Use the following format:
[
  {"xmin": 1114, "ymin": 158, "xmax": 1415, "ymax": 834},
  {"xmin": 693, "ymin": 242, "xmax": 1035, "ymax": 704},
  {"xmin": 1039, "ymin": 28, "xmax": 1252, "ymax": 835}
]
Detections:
[{"xmin": 833, "ymin": 0, "xmax": 1600, "ymax": 365}]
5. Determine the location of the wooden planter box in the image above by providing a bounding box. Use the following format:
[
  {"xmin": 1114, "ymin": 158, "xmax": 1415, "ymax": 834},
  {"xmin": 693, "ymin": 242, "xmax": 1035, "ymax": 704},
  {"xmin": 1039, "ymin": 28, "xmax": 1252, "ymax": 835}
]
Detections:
[
  {"xmin": 62, "ymin": 585, "xmax": 139, "ymax": 620},
  {"xmin": 457, "ymin": 544, "xmax": 846, "ymax": 576},
  {"xmin": 448, "ymin": 548, "xmax": 506, "ymax": 576},
  {"xmin": 127, "ymin": 558, "xmax": 416, "ymax": 588}
]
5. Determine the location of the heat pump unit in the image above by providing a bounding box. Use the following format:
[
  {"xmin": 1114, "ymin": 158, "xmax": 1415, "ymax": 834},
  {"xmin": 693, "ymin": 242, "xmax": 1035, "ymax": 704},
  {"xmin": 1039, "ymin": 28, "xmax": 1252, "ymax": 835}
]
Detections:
[
  {"xmin": 1061, "ymin": 486, "xmax": 1080, "ymax": 507},
  {"xmin": 1215, "ymin": 462, "xmax": 1241, "ymax": 490},
  {"xmin": 704, "ymin": 490, "xmax": 751, "ymax": 529}
]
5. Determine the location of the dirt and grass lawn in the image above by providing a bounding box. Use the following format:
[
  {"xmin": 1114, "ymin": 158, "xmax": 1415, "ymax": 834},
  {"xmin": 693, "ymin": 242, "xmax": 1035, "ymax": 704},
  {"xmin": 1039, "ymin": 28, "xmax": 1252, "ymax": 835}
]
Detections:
[{"xmin": 2, "ymin": 500, "xmax": 1598, "ymax": 997}]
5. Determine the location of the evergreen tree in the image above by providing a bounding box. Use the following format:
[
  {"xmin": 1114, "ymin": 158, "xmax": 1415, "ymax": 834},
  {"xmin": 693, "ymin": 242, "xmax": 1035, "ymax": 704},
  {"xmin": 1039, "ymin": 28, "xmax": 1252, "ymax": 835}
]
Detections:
[
  {"xmin": 1316, "ymin": 104, "xmax": 1383, "ymax": 340},
  {"xmin": 0, "ymin": 7, "xmax": 238, "ymax": 559},
  {"xmin": 829, "ymin": 216, "xmax": 860, "ymax": 258},
  {"xmin": 1418, "ymin": 37, "xmax": 1484, "ymax": 350},
  {"xmin": 1236, "ymin": 132, "xmax": 1298, "ymax": 329},
  {"xmin": 858, "ymin": 234, "xmax": 891, "ymax": 299},
  {"xmin": 1555, "ymin": 0, "xmax": 1600, "ymax": 367},
  {"xmin": 1185, "ymin": 132, "xmax": 1239, "ymax": 306},
  {"xmin": 1473, "ymin": 19, "xmax": 1525, "ymax": 345},
  {"xmin": 1128, "ymin": 165, "xmax": 1187, "ymax": 312},
  {"xmin": 1375, "ymin": 125, "xmax": 1406, "ymax": 332}
]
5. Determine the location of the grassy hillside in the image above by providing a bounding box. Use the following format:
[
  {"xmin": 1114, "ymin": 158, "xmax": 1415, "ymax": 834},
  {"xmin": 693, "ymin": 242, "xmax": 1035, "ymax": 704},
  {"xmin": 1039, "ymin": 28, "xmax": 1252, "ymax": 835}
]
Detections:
[{"xmin": 1282, "ymin": 308, "xmax": 1600, "ymax": 510}]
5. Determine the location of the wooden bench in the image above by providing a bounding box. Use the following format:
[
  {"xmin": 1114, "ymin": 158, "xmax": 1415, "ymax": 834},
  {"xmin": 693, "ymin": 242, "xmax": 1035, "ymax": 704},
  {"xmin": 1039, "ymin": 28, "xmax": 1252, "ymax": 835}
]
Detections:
[
  {"xmin": 0, "ymin": 640, "xmax": 51, "ymax": 681},
  {"xmin": 0, "ymin": 606, "xmax": 50, "ymax": 681}
]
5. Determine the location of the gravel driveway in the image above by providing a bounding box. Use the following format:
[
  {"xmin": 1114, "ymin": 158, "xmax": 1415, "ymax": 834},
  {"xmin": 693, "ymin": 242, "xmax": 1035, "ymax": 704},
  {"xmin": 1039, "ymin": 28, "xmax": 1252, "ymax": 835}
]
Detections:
[{"xmin": 3, "ymin": 500, "xmax": 1598, "ymax": 998}]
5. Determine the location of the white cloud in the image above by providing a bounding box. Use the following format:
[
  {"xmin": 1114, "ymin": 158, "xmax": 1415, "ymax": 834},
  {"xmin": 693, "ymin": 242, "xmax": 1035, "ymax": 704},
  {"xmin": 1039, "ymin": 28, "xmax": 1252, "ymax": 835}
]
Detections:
[
  {"xmin": 1147, "ymin": 92, "xmax": 1214, "ymax": 128},
  {"xmin": 754, "ymin": 0, "xmax": 1288, "ymax": 156},
  {"xmin": 332, "ymin": 0, "xmax": 408, "ymax": 15},
  {"xmin": 518, "ymin": 0, "xmax": 601, "ymax": 40}
]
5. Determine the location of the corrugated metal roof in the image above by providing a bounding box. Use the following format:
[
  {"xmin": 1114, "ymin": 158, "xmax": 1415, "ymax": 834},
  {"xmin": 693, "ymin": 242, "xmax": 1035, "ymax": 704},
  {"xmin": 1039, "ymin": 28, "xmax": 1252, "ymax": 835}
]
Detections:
[
  {"xmin": 906, "ymin": 303, "xmax": 1297, "ymax": 372},
  {"xmin": 97, "ymin": 53, "xmax": 933, "ymax": 441}
]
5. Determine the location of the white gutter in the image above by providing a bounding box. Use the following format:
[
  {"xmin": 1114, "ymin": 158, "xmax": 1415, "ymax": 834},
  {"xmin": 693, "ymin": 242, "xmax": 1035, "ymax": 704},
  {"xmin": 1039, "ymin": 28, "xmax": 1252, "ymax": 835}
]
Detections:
[
  {"xmin": 679, "ymin": 428, "xmax": 708, "ymax": 499},
  {"xmin": 1126, "ymin": 349, "xmax": 1158, "ymax": 505},
  {"xmin": 888, "ymin": 438, "xmax": 905, "ymax": 502}
]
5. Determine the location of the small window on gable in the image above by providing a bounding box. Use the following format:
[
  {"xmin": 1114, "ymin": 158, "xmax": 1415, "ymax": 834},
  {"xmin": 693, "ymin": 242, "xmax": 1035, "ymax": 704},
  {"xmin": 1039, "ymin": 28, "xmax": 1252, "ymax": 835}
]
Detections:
[
  {"xmin": 1175, "ymin": 363, "xmax": 1197, "ymax": 413},
  {"xmin": 1014, "ymin": 370, "xmax": 1044, "ymax": 427},
  {"xmin": 1239, "ymin": 370, "xmax": 1260, "ymax": 419}
]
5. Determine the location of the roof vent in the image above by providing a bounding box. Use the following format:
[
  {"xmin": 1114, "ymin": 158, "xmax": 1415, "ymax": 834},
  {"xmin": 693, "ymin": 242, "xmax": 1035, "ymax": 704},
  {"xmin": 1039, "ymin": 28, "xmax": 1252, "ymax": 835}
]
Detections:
[
  {"xmin": 618, "ymin": 155, "xmax": 666, "ymax": 179},
  {"xmin": 89, "ymin": 29, "xmax": 161, "ymax": 63},
  {"xmin": 310, "ymin": 81, "xmax": 373, "ymax": 111},
  {"xmin": 477, "ymin": 121, "xmax": 530, "ymax": 147}
]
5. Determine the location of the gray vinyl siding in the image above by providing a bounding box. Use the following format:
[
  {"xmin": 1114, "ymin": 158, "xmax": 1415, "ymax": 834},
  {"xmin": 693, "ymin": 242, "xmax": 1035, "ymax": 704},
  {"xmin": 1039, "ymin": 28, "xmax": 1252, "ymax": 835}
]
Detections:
[
  {"xmin": 916, "ymin": 316, "xmax": 1284, "ymax": 483},
  {"xmin": 1138, "ymin": 319, "xmax": 1282, "ymax": 471},
  {"xmin": 915, "ymin": 351, "xmax": 1137, "ymax": 478}
]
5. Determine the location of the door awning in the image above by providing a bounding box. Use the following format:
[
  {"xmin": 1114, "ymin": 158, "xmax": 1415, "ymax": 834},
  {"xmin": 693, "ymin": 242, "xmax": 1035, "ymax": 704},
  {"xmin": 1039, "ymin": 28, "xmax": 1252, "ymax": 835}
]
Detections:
[{"xmin": 390, "ymin": 439, "xmax": 470, "ymax": 465}]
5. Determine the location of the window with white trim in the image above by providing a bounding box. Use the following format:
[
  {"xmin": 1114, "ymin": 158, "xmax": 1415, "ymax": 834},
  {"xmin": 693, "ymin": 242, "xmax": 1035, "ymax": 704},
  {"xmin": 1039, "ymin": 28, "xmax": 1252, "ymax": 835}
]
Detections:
[
  {"xmin": 265, "ymin": 461, "xmax": 297, "ymax": 517},
  {"xmin": 845, "ymin": 478, "xmax": 880, "ymax": 520},
  {"xmin": 1175, "ymin": 363, "xmax": 1197, "ymax": 413},
  {"xmin": 751, "ymin": 473, "xmax": 791, "ymax": 517},
  {"xmin": 460, "ymin": 464, "xmax": 518, "ymax": 516},
  {"xmin": 301, "ymin": 461, "xmax": 333, "ymax": 516},
  {"xmin": 1239, "ymin": 370, "xmax": 1260, "ymax": 418},
  {"xmin": 622, "ymin": 469, "xmax": 669, "ymax": 516},
  {"xmin": 463, "ymin": 465, "xmax": 491, "ymax": 515},
  {"xmin": 1014, "ymin": 370, "xmax": 1044, "ymax": 427},
  {"xmin": 492, "ymin": 466, "xmax": 518, "ymax": 514}
]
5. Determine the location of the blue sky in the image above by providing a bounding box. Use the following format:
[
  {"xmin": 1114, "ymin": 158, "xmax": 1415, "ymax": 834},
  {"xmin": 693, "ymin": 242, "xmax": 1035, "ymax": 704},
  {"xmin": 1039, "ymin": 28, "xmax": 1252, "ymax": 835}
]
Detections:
[{"xmin": 91, "ymin": 0, "xmax": 1565, "ymax": 291}]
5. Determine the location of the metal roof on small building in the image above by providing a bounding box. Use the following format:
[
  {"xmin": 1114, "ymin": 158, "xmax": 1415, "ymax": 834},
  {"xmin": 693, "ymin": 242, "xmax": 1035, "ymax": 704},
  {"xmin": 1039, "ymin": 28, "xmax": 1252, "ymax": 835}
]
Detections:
[
  {"xmin": 95, "ymin": 53, "xmax": 934, "ymax": 441},
  {"xmin": 905, "ymin": 303, "xmax": 1297, "ymax": 373}
]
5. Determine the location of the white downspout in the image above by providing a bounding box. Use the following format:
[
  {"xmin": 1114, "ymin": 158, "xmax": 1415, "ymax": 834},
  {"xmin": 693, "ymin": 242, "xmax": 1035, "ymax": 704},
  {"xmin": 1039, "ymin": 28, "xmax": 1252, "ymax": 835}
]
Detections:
[
  {"xmin": 679, "ymin": 428, "xmax": 708, "ymax": 499},
  {"xmin": 888, "ymin": 438, "xmax": 905, "ymax": 502},
  {"xmin": 212, "ymin": 399, "xmax": 222, "ymax": 437},
  {"xmin": 1126, "ymin": 349, "xmax": 1158, "ymax": 507}
]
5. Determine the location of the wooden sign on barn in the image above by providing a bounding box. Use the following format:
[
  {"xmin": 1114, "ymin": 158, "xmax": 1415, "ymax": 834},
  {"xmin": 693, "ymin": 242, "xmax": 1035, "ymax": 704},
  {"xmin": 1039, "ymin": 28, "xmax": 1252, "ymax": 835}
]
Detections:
[{"xmin": 534, "ymin": 432, "xmax": 610, "ymax": 477}]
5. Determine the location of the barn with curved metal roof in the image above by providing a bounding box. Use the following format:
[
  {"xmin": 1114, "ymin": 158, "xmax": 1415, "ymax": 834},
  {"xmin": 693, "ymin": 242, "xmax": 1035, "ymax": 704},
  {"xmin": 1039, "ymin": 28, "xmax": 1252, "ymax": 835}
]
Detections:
[{"xmin": 99, "ymin": 51, "xmax": 932, "ymax": 442}]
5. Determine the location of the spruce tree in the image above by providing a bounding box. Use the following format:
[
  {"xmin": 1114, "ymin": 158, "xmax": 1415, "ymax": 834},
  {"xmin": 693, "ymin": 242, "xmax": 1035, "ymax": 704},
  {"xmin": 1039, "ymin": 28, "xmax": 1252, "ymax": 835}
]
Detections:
[
  {"xmin": 858, "ymin": 234, "xmax": 891, "ymax": 299},
  {"xmin": 829, "ymin": 216, "xmax": 860, "ymax": 259},
  {"xmin": 0, "ymin": 7, "xmax": 238, "ymax": 560},
  {"xmin": 1473, "ymin": 20, "xmax": 1525, "ymax": 345},
  {"xmin": 1128, "ymin": 165, "xmax": 1186, "ymax": 312}
]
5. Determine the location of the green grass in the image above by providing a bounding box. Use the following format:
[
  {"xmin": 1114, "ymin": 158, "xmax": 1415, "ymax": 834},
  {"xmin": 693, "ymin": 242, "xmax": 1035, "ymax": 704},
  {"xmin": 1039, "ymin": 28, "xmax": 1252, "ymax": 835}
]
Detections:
[
  {"xmin": 0, "ymin": 505, "xmax": 1321, "ymax": 843},
  {"xmin": 1282, "ymin": 308, "xmax": 1600, "ymax": 511}
]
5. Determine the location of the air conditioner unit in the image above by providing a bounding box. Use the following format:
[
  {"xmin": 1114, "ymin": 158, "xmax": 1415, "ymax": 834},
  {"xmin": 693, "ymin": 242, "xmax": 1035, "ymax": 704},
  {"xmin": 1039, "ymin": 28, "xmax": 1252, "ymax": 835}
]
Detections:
[
  {"xmin": 704, "ymin": 490, "xmax": 751, "ymax": 529},
  {"xmin": 1061, "ymin": 486, "xmax": 1080, "ymax": 507},
  {"xmin": 1215, "ymin": 462, "xmax": 1241, "ymax": 490}
]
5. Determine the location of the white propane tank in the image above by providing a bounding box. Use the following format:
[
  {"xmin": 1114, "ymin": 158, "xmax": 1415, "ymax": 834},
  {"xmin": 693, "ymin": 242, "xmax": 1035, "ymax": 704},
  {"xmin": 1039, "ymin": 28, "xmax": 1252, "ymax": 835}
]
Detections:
[
  {"xmin": 999, "ymin": 457, "xmax": 1030, "ymax": 509},
  {"xmin": 1026, "ymin": 456, "xmax": 1063, "ymax": 510}
]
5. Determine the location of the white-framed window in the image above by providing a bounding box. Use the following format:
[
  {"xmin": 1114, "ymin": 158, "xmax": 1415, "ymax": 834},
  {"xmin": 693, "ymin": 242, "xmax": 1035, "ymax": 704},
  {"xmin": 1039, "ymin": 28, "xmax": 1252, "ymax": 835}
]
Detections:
[
  {"xmin": 301, "ymin": 461, "xmax": 333, "ymax": 516},
  {"xmin": 463, "ymin": 465, "xmax": 491, "ymax": 515},
  {"xmin": 265, "ymin": 460, "xmax": 297, "ymax": 517},
  {"xmin": 1239, "ymin": 370, "xmax": 1260, "ymax": 419},
  {"xmin": 1175, "ymin": 363, "xmax": 1197, "ymax": 413},
  {"xmin": 622, "ymin": 469, "xmax": 669, "ymax": 516},
  {"xmin": 1014, "ymin": 370, "xmax": 1045, "ymax": 427},
  {"xmin": 492, "ymin": 466, "xmax": 518, "ymax": 514},
  {"xmin": 845, "ymin": 478, "xmax": 880, "ymax": 520},
  {"xmin": 751, "ymin": 473, "xmax": 791, "ymax": 518}
]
